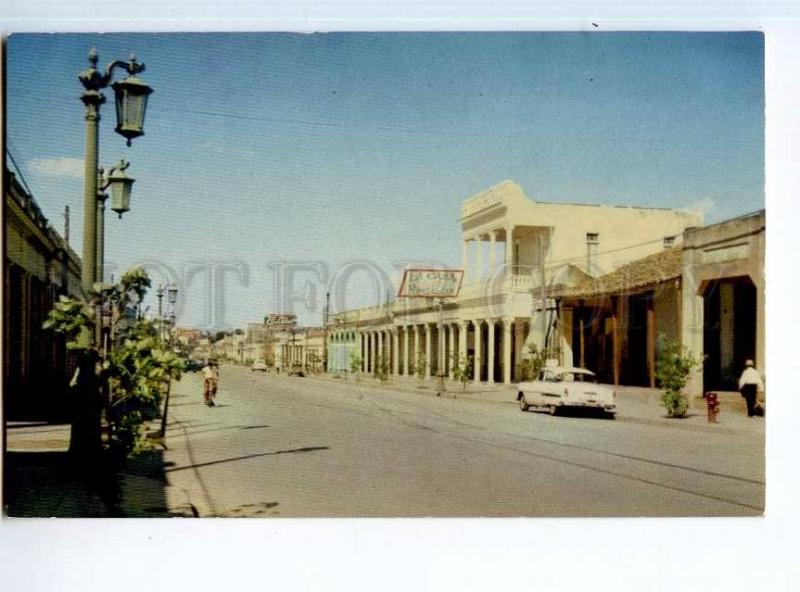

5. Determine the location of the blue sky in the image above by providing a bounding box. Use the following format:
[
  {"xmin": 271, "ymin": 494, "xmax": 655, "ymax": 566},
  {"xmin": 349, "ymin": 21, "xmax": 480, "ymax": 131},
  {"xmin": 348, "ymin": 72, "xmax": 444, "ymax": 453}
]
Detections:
[{"xmin": 5, "ymin": 32, "xmax": 764, "ymax": 330}]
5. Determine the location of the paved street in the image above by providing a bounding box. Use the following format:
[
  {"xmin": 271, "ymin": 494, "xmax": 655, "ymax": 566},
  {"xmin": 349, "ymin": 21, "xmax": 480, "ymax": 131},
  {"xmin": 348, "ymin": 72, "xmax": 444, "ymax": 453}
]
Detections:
[{"xmin": 156, "ymin": 365, "xmax": 764, "ymax": 517}]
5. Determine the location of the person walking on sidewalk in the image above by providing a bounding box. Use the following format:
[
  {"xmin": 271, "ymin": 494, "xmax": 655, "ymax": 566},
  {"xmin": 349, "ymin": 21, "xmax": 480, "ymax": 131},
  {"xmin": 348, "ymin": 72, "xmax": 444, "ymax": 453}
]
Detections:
[
  {"xmin": 738, "ymin": 359, "xmax": 765, "ymax": 417},
  {"xmin": 202, "ymin": 360, "xmax": 220, "ymax": 407}
]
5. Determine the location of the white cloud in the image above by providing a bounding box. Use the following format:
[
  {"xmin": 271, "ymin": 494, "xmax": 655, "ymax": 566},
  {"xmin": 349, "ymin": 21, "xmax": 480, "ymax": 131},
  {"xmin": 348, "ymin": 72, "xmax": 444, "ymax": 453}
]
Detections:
[
  {"xmin": 679, "ymin": 197, "xmax": 716, "ymax": 217},
  {"xmin": 30, "ymin": 157, "xmax": 84, "ymax": 180}
]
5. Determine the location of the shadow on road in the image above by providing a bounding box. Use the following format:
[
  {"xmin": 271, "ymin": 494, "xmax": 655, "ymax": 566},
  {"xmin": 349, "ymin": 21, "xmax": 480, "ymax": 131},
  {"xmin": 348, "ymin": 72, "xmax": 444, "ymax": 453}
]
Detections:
[
  {"xmin": 164, "ymin": 446, "xmax": 330, "ymax": 474},
  {"xmin": 4, "ymin": 449, "xmax": 193, "ymax": 517}
]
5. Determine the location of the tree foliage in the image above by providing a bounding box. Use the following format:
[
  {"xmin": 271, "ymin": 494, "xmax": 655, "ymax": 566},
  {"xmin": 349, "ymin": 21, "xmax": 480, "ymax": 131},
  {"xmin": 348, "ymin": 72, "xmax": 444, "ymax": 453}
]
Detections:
[
  {"xmin": 44, "ymin": 267, "xmax": 182, "ymax": 456},
  {"xmin": 451, "ymin": 355, "xmax": 472, "ymax": 392},
  {"xmin": 655, "ymin": 336, "xmax": 701, "ymax": 418},
  {"xmin": 350, "ymin": 352, "xmax": 362, "ymax": 377},
  {"xmin": 374, "ymin": 353, "xmax": 390, "ymax": 384},
  {"xmin": 416, "ymin": 351, "xmax": 427, "ymax": 381}
]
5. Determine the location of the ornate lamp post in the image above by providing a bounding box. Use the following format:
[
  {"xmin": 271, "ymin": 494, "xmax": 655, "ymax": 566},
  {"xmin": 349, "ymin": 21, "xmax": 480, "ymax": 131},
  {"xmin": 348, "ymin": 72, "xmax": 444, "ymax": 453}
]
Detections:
[
  {"xmin": 156, "ymin": 284, "xmax": 165, "ymax": 341},
  {"xmin": 96, "ymin": 160, "xmax": 136, "ymax": 282},
  {"xmin": 159, "ymin": 284, "xmax": 179, "ymax": 439},
  {"xmin": 79, "ymin": 48, "xmax": 153, "ymax": 296}
]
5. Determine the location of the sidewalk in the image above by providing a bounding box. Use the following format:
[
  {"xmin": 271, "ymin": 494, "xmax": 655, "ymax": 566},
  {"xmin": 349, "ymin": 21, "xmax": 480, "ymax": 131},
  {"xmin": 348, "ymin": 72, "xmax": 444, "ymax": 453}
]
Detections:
[
  {"xmin": 303, "ymin": 371, "xmax": 765, "ymax": 434},
  {"xmin": 4, "ymin": 417, "xmax": 192, "ymax": 518}
]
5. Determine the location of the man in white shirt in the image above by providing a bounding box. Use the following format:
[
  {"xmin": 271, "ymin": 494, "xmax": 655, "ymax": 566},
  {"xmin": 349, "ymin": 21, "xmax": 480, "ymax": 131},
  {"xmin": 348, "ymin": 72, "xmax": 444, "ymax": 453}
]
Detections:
[
  {"xmin": 738, "ymin": 359, "xmax": 764, "ymax": 417},
  {"xmin": 201, "ymin": 360, "xmax": 219, "ymax": 407}
]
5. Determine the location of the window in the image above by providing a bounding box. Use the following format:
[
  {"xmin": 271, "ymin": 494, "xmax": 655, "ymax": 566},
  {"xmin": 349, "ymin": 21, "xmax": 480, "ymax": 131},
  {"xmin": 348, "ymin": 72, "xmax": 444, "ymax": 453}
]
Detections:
[{"xmin": 586, "ymin": 232, "xmax": 599, "ymax": 244}]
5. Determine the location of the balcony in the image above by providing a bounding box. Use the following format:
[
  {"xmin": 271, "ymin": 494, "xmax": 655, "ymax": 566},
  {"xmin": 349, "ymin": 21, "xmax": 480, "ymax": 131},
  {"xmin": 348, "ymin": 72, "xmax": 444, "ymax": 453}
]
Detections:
[{"xmin": 458, "ymin": 273, "xmax": 535, "ymax": 300}]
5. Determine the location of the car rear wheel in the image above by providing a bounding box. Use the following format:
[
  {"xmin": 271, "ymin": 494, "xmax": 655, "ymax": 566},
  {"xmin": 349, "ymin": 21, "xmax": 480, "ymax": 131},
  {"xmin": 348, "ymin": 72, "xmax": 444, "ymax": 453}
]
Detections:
[
  {"xmin": 549, "ymin": 405, "xmax": 559, "ymax": 416},
  {"xmin": 519, "ymin": 394, "xmax": 529, "ymax": 412}
]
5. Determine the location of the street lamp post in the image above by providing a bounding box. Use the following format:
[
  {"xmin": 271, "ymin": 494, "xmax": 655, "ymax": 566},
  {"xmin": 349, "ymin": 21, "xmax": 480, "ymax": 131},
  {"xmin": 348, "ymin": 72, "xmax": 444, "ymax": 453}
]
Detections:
[
  {"xmin": 78, "ymin": 48, "xmax": 153, "ymax": 297},
  {"xmin": 156, "ymin": 284, "xmax": 165, "ymax": 341},
  {"xmin": 96, "ymin": 160, "xmax": 136, "ymax": 282},
  {"xmin": 160, "ymin": 283, "xmax": 179, "ymax": 439}
]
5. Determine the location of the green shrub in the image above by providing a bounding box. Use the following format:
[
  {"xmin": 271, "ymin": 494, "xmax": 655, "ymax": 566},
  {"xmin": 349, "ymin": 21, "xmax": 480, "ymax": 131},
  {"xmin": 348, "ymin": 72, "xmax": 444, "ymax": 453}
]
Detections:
[
  {"xmin": 44, "ymin": 267, "xmax": 183, "ymax": 456},
  {"xmin": 374, "ymin": 353, "xmax": 390, "ymax": 384},
  {"xmin": 655, "ymin": 337, "xmax": 700, "ymax": 418},
  {"xmin": 350, "ymin": 353, "xmax": 362, "ymax": 379},
  {"xmin": 416, "ymin": 351, "xmax": 427, "ymax": 381},
  {"xmin": 451, "ymin": 355, "xmax": 472, "ymax": 391}
]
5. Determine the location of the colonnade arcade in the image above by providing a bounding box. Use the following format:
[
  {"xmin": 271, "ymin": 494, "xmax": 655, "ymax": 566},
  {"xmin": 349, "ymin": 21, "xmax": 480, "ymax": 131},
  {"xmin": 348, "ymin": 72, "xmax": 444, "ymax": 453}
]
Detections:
[{"xmin": 327, "ymin": 318, "xmax": 532, "ymax": 384}]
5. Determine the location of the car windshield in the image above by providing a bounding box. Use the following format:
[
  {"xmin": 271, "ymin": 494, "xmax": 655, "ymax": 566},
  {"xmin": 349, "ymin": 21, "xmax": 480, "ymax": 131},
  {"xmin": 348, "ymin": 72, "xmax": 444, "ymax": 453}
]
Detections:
[{"xmin": 557, "ymin": 372, "xmax": 597, "ymax": 383}]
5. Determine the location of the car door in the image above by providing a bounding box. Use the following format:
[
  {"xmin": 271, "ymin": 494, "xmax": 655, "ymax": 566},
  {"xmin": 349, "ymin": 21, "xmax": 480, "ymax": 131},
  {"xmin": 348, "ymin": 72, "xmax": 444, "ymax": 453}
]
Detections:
[{"xmin": 539, "ymin": 369, "xmax": 563, "ymax": 406}]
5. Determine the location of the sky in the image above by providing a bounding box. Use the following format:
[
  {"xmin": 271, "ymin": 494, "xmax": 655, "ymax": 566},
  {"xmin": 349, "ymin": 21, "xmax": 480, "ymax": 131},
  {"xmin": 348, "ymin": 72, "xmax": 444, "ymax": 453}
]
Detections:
[{"xmin": 5, "ymin": 32, "xmax": 765, "ymax": 330}]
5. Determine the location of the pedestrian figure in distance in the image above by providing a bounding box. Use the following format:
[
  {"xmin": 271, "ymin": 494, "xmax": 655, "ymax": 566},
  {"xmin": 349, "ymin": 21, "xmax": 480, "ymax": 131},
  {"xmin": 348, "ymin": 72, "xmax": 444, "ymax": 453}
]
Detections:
[
  {"xmin": 202, "ymin": 359, "xmax": 220, "ymax": 407},
  {"xmin": 738, "ymin": 359, "xmax": 764, "ymax": 417}
]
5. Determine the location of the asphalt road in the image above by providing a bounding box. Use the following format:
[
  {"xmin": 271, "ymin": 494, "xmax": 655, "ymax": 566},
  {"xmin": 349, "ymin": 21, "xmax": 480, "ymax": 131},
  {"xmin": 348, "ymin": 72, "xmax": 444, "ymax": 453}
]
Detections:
[{"xmin": 161, "ymin": 365, "xmax": 765, "ymax": 517}]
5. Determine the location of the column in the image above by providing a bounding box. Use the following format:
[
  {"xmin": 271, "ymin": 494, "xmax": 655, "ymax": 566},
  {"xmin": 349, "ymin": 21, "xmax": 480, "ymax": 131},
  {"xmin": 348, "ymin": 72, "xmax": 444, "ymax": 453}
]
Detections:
[
  {"xmin": 392, "ymin": 329, "xmax": 400, "ymax": 375},
  {"xmin": 424, "ymin": 324, "xmax": 432, "ymax": 379},
  {"xmin": 361, "ymin": 332, "xmax": 367, "ymax": 372},
  {"xmin": 719, "ymin": 282, "xmax": 734, "ymax": 378},
  {"xmin": 560, "ymin": 308, "xmax": 574, "ymax": 368},
  {"xmin": 487, "ymin": 319, "xmax": 496, "ymax": 383},
  {"xmin": 365, "ymin": 332, "xmax": 371, "ymax": 373},
  {"xmin": 448, "ymin": 324, "xmax": 456, "ymax": 379},
  {"xmin": 474, "ymin": 237, "xmax": 482, "ymax": 282},
  {"xmin": 462, "ymin": 240, "xmax": 470, "ymax": 284},
  {"xmin": 378, "ymin": 330, "xmax": 384, "ymax": 371},
  {"xmin": 372, "ymin": 331, "xmax": 378, "ymax": 373},
  {"xmin": 404, "ymin": 326, "xmax": 411, "ymax": 376},
  {"xmin": 646, "ymin": 296, "xmax": 656, "ymax": 388},
  {"xmin": 489, "ymin": 230, "xmax": 497, "ymax": 276},
  {"xmin": 612, "ymin": 296, "xmax": 621, "ymax": 386},
  {"xmin": 505, "ymin": 226, "xmax": 514, "ymax": 277},
  {"xmin": 437, "ymin": 323, "xmax": 445, "ymax": 379},
  {"xmin": 458, "ymin": 321, "xmax": 468, "ymax": 371},
  {"xmin": 473, "ymin": 320, "xmax": 482, "ymax": 382},
  {"xmin": 413, "ymin": 325, "xmax": 420, "ymax": 376},
  {"xmin": 502, "ymin": 318, "xmax": 512, "ymax": 384}
]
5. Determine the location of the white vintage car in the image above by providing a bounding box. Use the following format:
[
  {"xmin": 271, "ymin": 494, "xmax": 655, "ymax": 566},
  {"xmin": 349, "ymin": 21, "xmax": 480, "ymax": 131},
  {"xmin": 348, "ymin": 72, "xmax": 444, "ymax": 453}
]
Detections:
[{"xmin": 517, "ymin": 366, "xmax": 616, "ymax": 418}]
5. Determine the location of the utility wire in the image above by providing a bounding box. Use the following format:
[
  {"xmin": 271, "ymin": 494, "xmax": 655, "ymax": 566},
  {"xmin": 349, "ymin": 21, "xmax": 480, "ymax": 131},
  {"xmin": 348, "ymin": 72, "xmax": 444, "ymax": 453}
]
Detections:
[{"xmin": 5, "ymin": 146, "xmax": 35, "ymax": 196}]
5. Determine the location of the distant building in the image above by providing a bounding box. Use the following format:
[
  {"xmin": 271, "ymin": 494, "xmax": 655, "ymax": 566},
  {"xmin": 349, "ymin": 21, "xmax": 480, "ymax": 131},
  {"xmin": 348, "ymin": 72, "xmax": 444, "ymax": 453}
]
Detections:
[
  {"xmin": 271, "ymin": 326, "xmax": 325, "ymax": 373},
  {"xmin": 4, "ymin": 170, "xmax": 82, "ymax": 420},
  {"xmin": 327, "ymin": 180, "xmax": 702, "ymax": 385}
]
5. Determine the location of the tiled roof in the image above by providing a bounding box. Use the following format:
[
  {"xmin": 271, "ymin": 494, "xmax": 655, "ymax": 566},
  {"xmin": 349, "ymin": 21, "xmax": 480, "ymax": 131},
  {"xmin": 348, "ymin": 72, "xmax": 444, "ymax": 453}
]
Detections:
[{"xmin": 556, "ymin": 247, "xmax": 682, "ymax": 299}]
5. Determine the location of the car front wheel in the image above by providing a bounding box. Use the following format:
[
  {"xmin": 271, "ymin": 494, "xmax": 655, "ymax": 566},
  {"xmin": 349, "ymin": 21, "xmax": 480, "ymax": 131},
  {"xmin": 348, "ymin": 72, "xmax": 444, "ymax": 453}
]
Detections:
[{"xmin": 519, "ymin": 394, "xmax": 529, "ymax": 412}]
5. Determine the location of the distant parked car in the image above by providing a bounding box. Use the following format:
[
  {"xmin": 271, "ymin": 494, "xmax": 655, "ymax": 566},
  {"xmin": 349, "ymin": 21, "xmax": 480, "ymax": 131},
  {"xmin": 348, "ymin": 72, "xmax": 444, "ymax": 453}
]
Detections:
[
  {"xmin": 251, "ymin": 361, "xmax": 268, "ymax": 372},
  {"xmin": 288, "ymin": 364, "xmax": 305, "ymax": 377},
  {"xmin": 184, "ymin": 359, "xmax": 204, "ymax": 372},
  {"xmin": 517, "ymin": 367, "xmax": 616, "ymax": 418}
]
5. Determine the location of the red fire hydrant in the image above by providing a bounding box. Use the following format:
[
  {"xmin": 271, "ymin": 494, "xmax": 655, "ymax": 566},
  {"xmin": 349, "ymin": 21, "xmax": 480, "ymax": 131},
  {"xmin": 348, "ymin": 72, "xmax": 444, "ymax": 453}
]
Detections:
[{"xmin": 704, "ymin": 391, "xmax": 720, "ymax": 423}]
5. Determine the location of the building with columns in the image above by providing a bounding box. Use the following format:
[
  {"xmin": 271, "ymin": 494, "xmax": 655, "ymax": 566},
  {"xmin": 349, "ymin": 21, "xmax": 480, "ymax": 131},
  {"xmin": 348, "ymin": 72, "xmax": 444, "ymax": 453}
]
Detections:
[
  {"xmin": 271, "ymin": 326, "xmax": 325, "ymax": 374},
  {"xmin": 326, "ymin": 180, "xmax": 702, "ymax": 385}
]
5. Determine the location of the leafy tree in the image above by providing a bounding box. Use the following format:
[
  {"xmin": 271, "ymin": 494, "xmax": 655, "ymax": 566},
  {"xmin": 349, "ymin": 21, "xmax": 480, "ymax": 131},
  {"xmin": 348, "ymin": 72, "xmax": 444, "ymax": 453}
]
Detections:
[
  {"xmin": 350, "ymin": 352, "xmax": 363, "ymax": 380},
  {"xmin": 307, "ymin": 350, "xmax": 321, "ymax": 374},
  {"xmin": 655, "ymin": 336, "xmax": 701, "ymax": 418},
  {"xmin": 374, "ymin": 352, "xmax": 390, "ymax": 384},
  {"xmin": 451, "ymin": 355, "xmax": 473, "ymax": 392},
  {"xmin": 44, "ymin": 267, "xmax": 183, "ymax": 458},
  {"xmin": 416, "ymin": 351, "xmax": 427, "ymax": 381},
  {"xmin": 519, "ymin": 343, "xmax": 547, "ymax": 382}
]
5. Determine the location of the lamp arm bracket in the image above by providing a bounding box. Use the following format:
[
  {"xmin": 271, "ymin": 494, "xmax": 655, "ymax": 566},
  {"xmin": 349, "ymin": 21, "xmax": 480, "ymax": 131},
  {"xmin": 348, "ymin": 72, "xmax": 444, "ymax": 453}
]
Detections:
[
  {"xmin": 79, "ymin": 49, "xmax": 146, "ymax": 91},
  {"xmin": 103, "ymin": 55, "xmax": 146, "ymax": 85},
  {"xmin": 98, "ymin": 159, "xmax": 131, "ymax": 190}
]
